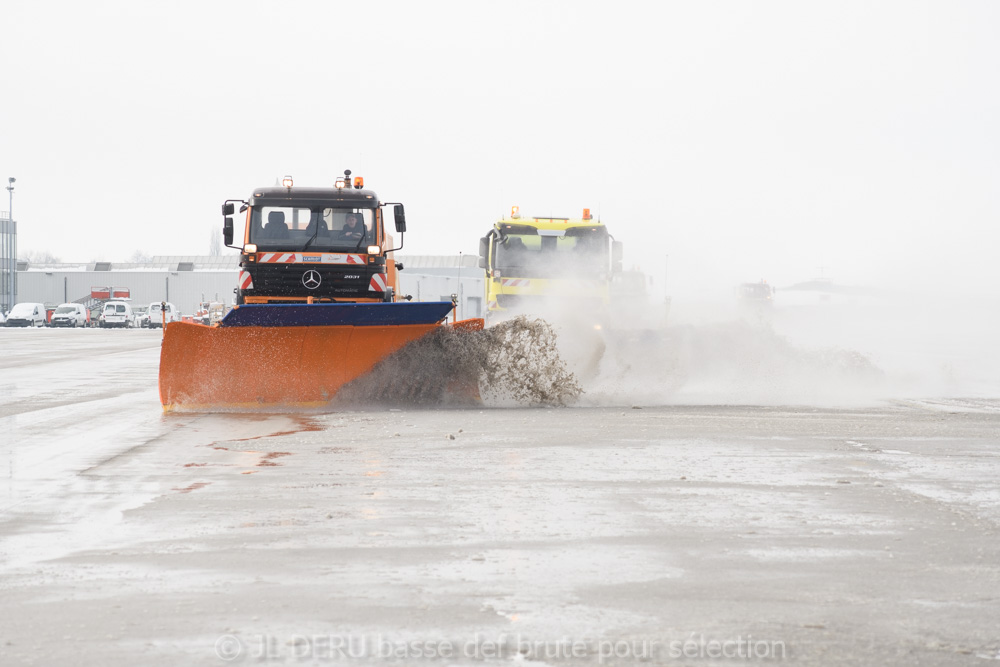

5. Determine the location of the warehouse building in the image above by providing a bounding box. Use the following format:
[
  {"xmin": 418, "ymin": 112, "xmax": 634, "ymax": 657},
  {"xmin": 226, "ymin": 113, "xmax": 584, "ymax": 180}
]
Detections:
[{"xmin": 12, "ymin": 254, "xmax": 484, "ymax": 319}]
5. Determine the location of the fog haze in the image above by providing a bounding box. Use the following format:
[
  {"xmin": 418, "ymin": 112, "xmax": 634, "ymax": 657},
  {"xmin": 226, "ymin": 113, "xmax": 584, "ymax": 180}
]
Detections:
[{"xmin": 3, "ymin": 1, "xmax": 998, "ymax": 297}]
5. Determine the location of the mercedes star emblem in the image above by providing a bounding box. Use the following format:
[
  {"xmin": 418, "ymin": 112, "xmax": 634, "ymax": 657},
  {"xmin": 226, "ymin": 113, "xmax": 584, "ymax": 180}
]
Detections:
[{"xmin": 302, "ymin": 269, "xmax": 322, "ymax": 289}]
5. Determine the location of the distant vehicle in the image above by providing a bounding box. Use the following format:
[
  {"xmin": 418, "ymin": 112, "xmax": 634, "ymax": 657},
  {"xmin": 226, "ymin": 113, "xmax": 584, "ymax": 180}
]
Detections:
[
  {"xmin": 133, "ymin": 306, "xmax": 150, "ymax": 328},
  {"xmin": 0, "ymin": 310, "xmax": 5, "ymax": 325},
  {"xmin": 49, "ymin": 303, "xmax": 89, "ymax": 328},
  {"xmin": 738, "ymin": 280, "xmax": 774, "ymax": 302},
  {"xmin": 5, "ymin": 302, "xmax": 47, "ymax": 327},
  {"xmin": 192, "ymin": 301, "xmax": 226, "ymax": 326},
  {"xmin": 208, "ymin": 302, "xmax": 225, "ymax": 326},
  {"xmin": 775, "ymin": 278, "xmax": 877, "ymax": 307},
  {"xmin": 98, "ymin": 300, "xmax": 135, "ymax": 328},
  {"xmin": 146, "ymin": 302, "xmax": 179, "ymax": 328}
]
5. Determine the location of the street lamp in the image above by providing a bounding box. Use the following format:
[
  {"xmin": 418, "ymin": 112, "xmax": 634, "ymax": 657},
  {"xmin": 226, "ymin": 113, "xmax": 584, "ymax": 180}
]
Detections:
[{"xmin": 6, "ymin": 177, "xmax": 13, "ymax": 220}]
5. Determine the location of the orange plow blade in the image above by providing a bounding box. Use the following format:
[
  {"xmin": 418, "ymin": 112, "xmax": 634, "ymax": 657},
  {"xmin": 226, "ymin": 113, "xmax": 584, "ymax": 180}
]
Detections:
[{"xmin": 158, "ymin": 321, "xmax": 450, "ymax": 410}]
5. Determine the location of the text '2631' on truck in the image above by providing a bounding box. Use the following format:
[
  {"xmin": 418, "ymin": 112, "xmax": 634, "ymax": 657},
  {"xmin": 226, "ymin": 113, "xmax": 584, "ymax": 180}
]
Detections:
[
  {"xmin": 478, "ymin": 206, "xmax": 622, "ymax": 322},
  {"xmin": 157, "ymin": 170, "xmax": 483, "ymax": 411}
]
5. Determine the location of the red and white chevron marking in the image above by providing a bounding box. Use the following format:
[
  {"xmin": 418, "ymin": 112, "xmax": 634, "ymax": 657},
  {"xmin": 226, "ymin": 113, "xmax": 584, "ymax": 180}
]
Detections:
[
  {"xmin": 501, "ymin": 278, "xmax": 531, "ymax": 288},
  {"xmin": 258, "ymin": 252, "xmax": 297, "ymax": 263},
  {"xmin": 368, "ymin": 273, "xmax": 387, "ymax": 292},
  {"xmin": 238, "ymin": 270, "xmax": 253, "ymax": 290},
  {"xmin": 256, "ymin": 253, "xmax": 365, "ymax": 264}
]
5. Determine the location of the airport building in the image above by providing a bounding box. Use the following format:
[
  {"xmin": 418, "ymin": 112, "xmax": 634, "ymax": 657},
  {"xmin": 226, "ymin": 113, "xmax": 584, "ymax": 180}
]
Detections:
[{"xmin": 11, "ymin": 254, "xmax": 484, "ymax": 319}]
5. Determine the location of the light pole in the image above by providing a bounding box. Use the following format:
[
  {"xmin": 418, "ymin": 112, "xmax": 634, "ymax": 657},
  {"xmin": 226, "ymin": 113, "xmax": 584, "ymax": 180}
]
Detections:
[{"xmin": 5, "ymin": 177, "xmax": 14, "ymax": 313}]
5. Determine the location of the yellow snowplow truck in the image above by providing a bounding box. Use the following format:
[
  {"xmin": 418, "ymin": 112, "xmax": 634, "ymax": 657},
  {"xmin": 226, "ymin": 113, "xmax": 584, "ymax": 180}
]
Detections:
[{"xmin": 477, "ymin": 207, "xmax": 622, "ymax": 321}]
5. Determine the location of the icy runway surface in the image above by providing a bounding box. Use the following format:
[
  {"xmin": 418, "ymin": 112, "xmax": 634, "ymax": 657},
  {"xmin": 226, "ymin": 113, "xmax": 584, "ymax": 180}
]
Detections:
[{"xmin": 2, "ymin": 329, "xmax": 999, "ymax": 665}]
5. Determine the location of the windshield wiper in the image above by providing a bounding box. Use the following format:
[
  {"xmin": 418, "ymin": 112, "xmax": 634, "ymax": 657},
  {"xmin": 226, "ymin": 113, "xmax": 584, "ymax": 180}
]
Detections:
[{"xmin": 302, "ymin": 225, "xmax": 322, "ymax": 251}]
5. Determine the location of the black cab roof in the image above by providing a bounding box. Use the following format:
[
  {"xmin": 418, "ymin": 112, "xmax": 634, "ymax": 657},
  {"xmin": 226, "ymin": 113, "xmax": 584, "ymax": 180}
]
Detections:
[{"xmin": 250, "ymin": 186, "xmax": 379, "ymax": 207}]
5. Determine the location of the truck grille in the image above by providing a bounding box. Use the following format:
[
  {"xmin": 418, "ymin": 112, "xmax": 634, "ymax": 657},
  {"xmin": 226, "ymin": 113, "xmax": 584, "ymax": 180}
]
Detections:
[{"xmin": 245, "ymin": 265, "xmax": 379, "ymax": 297}]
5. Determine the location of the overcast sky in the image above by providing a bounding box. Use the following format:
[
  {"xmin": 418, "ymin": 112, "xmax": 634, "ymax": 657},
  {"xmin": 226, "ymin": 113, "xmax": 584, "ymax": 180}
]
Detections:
[{"xmin": 3, "ymin": 0, "xmax": 998, "ymax": 296}]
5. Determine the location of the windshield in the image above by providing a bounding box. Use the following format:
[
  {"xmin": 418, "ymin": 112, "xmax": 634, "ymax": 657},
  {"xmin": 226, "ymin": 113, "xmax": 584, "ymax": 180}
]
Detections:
[
  {"xmin": 55, "ymin": 306, "xmax": 75, "ymax": 314},
  {"xmin": 248, "ymin": 206, "xmax": 375, "ymax": 251},
  {"xmin": 10, "ymin": 304, "xmax": 36, "ymax": 316},
  {"xmin": 104, "ymin": 304, "xmax": 126, "ymax": 314},
  {"xmin": 494, "ymin": 226, "xmax": 609, "ymax": 277},
  {"xmin": 149, "ymin": 304, "xmax": 161, "ymax": 312}
]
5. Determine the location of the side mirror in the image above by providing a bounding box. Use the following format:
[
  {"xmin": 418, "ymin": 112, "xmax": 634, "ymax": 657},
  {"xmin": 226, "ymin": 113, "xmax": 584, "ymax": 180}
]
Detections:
[
  {"xmin": 478, "ymin": 236, "xmax": 488, "ymax": 258},
  {"xmin": 222, "ymin": 202, "xmax": 235, "ymax": 216},
  {"xmin": 478, "ymin": 257, "xmax": 486, "ymax": 269},
  {"xmin": 223, "ymin": 217, "xmax": 234, "ymax": 246},
  {"xmin": 394, "ymin": 205, "xmax": 407, "ymax": 233},
  {"xmin": 612, "ymin": 241, "xmax": 623, "ymax": 273}
]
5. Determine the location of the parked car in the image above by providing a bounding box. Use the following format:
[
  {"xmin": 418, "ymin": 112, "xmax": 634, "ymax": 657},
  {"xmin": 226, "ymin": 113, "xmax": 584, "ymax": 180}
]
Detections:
[
  {"xmin": 98, "ymin": 300, "xmax": 135, "ymax": 328},
  {"xmin": 133, "ymin": 306, "xmax": 150, "ymax": 328},
  {"xmin": 146, "ymin": 302, "xmax": 179, "ymax": 328},
  {"xmin": 49, "ymin": 303, "xmax": 90, "ymax": 328},
  {"xmin": 5, "ymin": 302, "xmax": 47, "ymax": 327}
]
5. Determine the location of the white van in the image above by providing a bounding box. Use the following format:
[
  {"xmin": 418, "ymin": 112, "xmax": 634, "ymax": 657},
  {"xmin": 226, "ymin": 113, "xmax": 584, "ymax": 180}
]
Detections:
[
  {"xmin": 50, "ymin": 303, "xmax": 89, "ymax": 328},
  {"xmin": 5, "ymin": 302, "xmax": 46, "ymax": 327},
  {"xmin": 99, "ymin": 300, "xmax": 135, "ymax": 328},
  {"xmin": 146, "ymin": 302, "xmax": 179, "ymax": 328}
]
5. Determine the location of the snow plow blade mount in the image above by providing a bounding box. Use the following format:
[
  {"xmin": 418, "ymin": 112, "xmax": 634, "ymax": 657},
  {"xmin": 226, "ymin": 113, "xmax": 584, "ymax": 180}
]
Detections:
[{"xmin": 158, "ymin": 302, "xmax": 480, "ymax": 411}]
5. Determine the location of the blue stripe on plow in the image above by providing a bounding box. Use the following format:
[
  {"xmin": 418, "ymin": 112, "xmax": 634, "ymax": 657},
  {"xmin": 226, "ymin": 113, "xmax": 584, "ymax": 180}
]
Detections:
[{"xmin": 219, "ymin": 302, "xmax": 454, "ymax": 328}]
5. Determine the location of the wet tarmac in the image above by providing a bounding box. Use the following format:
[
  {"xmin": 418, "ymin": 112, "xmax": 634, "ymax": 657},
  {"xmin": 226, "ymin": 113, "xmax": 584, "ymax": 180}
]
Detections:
[{"xmin": 1, "ymin": 328, "xmax": 999, "ymax": 665}]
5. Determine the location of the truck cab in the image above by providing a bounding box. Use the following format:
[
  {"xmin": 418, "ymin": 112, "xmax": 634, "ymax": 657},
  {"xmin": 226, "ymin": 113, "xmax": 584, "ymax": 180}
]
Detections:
[
  {"xmin": 223, "ymin": 171, "xmax": 406, "ymax": 306},
  {"xmin": 478, "ymin": 208, "xmax": 622, "ymax": 320}
]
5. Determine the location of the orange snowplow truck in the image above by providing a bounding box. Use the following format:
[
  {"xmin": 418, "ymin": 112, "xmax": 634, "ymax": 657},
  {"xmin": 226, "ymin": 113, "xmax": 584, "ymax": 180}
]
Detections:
[
  {"xmin": 226, "ymin": 170, "xmax": 403, "ymax": 305},
  {"xmin": 157, "ymin": 170, "xmax": 483, "ymax": 411}
]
